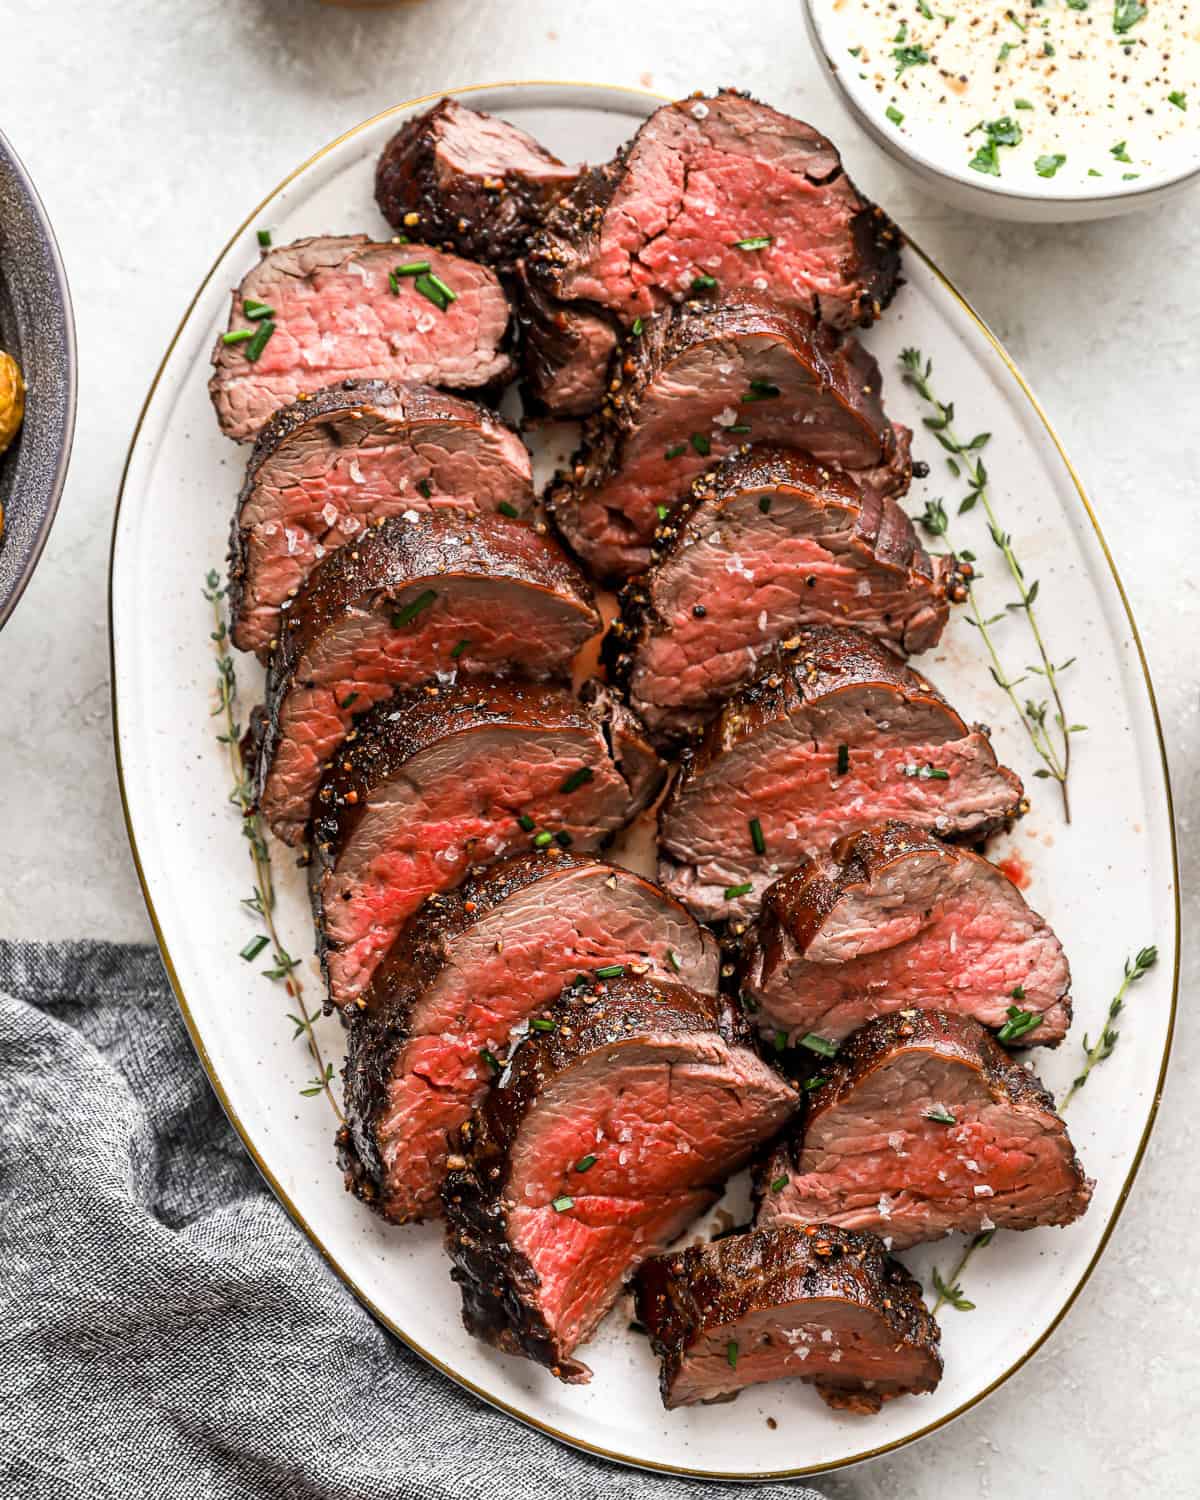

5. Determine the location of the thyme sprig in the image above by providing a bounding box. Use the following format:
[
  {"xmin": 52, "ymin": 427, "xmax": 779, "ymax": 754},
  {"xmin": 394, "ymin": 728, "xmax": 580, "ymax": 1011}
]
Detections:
[
  {"xmin": 900, "ymin": 349, "xmax": 1082, "ymax": 821},
  {"xmin": 203, "ymin": 570, "xmax": 342, "ymax": 1121},
  {"xmin": 1059, "ymin": 945, "xmax": 1157, "ymax": 1111},
  {"xmin": 932, "ymin": 942, "xmax": 1157, "ymax": 1312}
]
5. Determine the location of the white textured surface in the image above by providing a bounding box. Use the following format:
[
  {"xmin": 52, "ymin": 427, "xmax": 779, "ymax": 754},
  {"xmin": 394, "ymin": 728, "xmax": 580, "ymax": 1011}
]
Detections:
[{"xmin": 0, "ymin": 0, "xmax": 1195, "ymax": 1490}]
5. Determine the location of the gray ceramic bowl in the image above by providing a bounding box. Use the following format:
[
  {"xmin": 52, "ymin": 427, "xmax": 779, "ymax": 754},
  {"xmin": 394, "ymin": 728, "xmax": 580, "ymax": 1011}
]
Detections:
[{"xmin": 0, "ymin": 128, "xmax": 76, "ymax": 630}]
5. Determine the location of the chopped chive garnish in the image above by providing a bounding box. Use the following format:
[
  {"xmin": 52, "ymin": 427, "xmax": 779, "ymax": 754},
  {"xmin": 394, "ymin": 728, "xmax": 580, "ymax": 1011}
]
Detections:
[
  {"xmin": 595, "ymin": 964, "xmax": 625, "ymax": 979},
  {"xmin": 257, "ymin": 228, "xmax": 272, "ymax": 247},
  {"xmin": 574, "ymin": 1154, "xmax": 597, "ymax": 1172},
  {"xmin": 665, "ymin": 443, "xmax": 687, "ymax": 459},
  {"xmin": 666, "ymin": 948, "xmax": 682, "ymax": 973},
  {"xmin": 534, "ymin": 831, "xmax": 554, "ymax": 848},
  {"xmin": 450, "ymin": 639, "xmax": 471, "ymax": 660},
  {"xmin": 1012, "ymin": 985, "xmax": 1026, "ymax": 999},
  {"xmin": 517, "ymin": 813, "xmax": 535, "ymax": 831},
  {"xmin": 925, "ymin": 1107, "xmax": 957, "ymax": 1124},
  {"xmin": 480, "ymin": 1048, "xmax": 501, "ymax": 1073},
  {"xmin": 416, "ymin": 478, "xmax": 434, "ymax": 499},
  {"xmin": 799, "ymin": 1033, "xmax": 838, "ymax": 1058},
  {"xmin": 497, "ymin": 501, "xmax": 520, "ymax": 518},
  {"xmin": 339, "ymin": 692, "xmax": 359, "ymax": 710},
  {"xmin": 729, "ymin": 423, "xmax": 752, "ymax": 434},
  {"xmin": 388, "ymin": 271, "xmax": 400, "ymax": 295},
  {"xmin": 394, "ymin": 260, "xmax": 432, "ymax": 277},
  {"xmin": 769, "ymin": 1174, "xmax": 788, "ymax": 1193},
  {"xmin": 758, "ymin": 495, "xmax": 772, "ymax": 514},
  {"xmin": 726, "ymin": 1340, "xmax": 739, "ymax": 1368},
  {"xmin": 1169, "ymin": 90, "xmax": 1188, "ymax": 110},
  {"xmin": 221, "ymin": 328, "xmax": 255, "ymax": 346},
  {"xmin": 391, "ymin": 589, "xmax": 437, "ymax": 628},
  {"xmin": 561, "ymin": 767, "xmax": 595, "ymax": 794},
  {"xmin": 656, "ymin": 504, "xmax": 669, "ymax": 521},
  {"xmin": 742, "ymin": 378, "xmax": 781, "ymax": 403},
  {"xmin": 724, "ymin": 881, "xmax": 753, "ymax": 900},
  {"xmin": 555, "ymin": 831, "xmax": 573, "ymax": 848},
  {"xmin": 1014, "ymin": 98, "xmax": 1034, "ymax": 110},
  {"xmin": 774, "ymin": 1030, "xmax": 788, "ymax": 1054},
  {"xmin": 691, "ymin": 272, "xmax": 717, "ymax": 291},
  {"xmin": 240, "ymin": 935, "xmax": 269, "ymax": 961},
  {"xmin": 886, "ymin": 105, "xmax": 905, "ymax": 126},
  {"xmin": 690, "ymin": 432, "xmax": 711, "ymax": 456},
  {"xmin": 836, "ymin": 743, "xmax": 850, "ymax": 776},
  {"xmin": 631, "ymin": 316, "xmax": 644, "ymax": 335},
  {"xmin": 997, "ymin": 1005, "xmax": 1044, "ymax": 1043},
  {"xmin": 902, "ymin": 762, "xmax": 950, "ymax": 781},
  {"xmin": 243, "ymin": 298, "xmax": 274, "ymax": 320},
  {"xmin": 803, "ymin": 1075, "xmax": 827, "ymax": 1091},
  {"xmin": 749, "ymin": 817, "xmax": 766, "ymax": 855},
  {"xmin": 732, "ymin": 235, "xmax": 772, "ymax": 251},
  {"xmin": 415, "ymin": 271, "xmax": 457, "ymax": 311},
  {"xmin": 552, "ymin": 1195, "xmax": 575, "ymax": 1212},
  {"xmin": 244, "ymin": 320, "xmax": 276, "ymax": 362},
  {"xmin": 530, "ymin": 1017, "xmax": 557, "ymax": 1032}
]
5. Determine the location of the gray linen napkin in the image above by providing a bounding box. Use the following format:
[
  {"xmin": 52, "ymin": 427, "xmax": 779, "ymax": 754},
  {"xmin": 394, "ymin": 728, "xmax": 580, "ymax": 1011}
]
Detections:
[{"xmin": 0, "ymin": 941, "xmax": 829, "ymax": 1500}]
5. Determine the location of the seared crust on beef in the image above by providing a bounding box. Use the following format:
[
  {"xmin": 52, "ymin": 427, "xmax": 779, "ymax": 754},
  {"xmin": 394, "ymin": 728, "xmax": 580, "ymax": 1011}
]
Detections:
[
  {"xmin": 603, "ymin": 448, "xmax": 962, "ymax": 742},
  {"xmin": 375, "ymin": 98, "xmax": 580, "ymax": 272},
  {"xmin": 527, "ymin": 90, "xmax": 900, "ymax": 333},
  {"xmin": 634, "ymin": 1224, "xmax": 941, "ymax": 1411},
  {"xmin": 442, "ymin": 977, "xmax": 735, "ymax": 1381}
]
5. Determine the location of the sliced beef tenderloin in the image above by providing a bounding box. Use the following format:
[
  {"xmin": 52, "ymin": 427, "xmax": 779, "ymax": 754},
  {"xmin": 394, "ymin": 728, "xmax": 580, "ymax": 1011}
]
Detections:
[
  {"xmin": 547, "ymin": 300, "xmax": 901, "ymax": 581},
  {"xmin": 606, "ymin": 448, "xmax": 960, "ymax": 744},
  {"xmin": 514, "ymin": 262, "xmax": 618, "ymax": 417},
  {"xmin": 744, "ymin": 821, "xmax": 1071, "ymax": 1048},
  {"xmin": 209, "ymin": 236, "xmax": 514, "ymax": 442},
  {"xmin": 228, "ymin": 380, "xmax": 533, "ymax": 658},
  {"xmin": 527, "ymin": 90, "xmax": 899, "ymax": 336},
  {"xmin": 442, "ymin": 974, "xmax": 799, "ymax": 1382},
  {"xmin": 658, "ymin": 626, "xmax": 1025, "ymax": 924},
  {"xmin": 634, "ymin": 1224, "xmax": 941, "ymax": 1412},
  {"xmin": 252, "ymin": 513, "xmax": 600, "ymax": 846},
  {"xmin": 756, "ymin": 1011, "xmax": 1092, "ymax": 1251},
  {"xmin": 339, "ymin": 855, "xmax": 720, "ymax": 1222},
  {"xmin": 375, "ymin": 98, "xmax": 580, "ymax": 273},
  {"xmin": 310, "ymin": 680, "xmax": 664, "ymax": 1010}
]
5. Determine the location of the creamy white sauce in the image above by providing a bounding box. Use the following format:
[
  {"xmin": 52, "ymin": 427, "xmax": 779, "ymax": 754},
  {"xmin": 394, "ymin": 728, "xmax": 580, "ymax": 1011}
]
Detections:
[{"xmin": 816, "ymin": 0, "xmax": 1200, "ymax": 188}]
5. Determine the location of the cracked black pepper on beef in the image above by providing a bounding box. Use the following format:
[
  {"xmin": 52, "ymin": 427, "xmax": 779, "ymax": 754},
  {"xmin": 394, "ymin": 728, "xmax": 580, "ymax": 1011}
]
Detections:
[
  {"xmin": 441, "ymin": 974, "xmax": 798, "ymax": 1382},
  {"xmin": 658, "ymin": 624, "xmax": 1025, "ymax": 923},
  {"xmin": 338, "ymin": 852, "xmax": 720, "ymax": 1223},
  {"xmin": 605, "ymin": 447, "xmax": 962, "ymax": 744},
  {"xmin": 634, "ymin": 1223, "xmax": 942, "ymax": 1412},
  {"xmin": 309, "ymin": 678, "xmax": 663, "ymax": 1011},
  {"xmin": 546, "ymin": 299, "xmax": 910, "ymax": 581}
]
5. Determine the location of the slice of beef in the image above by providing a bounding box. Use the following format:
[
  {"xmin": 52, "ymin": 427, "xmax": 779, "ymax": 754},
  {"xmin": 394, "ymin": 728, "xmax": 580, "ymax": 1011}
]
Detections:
[
  {"xmin": 546, "ymin": 300, "xmax": 902, "ymax": 581},
  {"xmin": 527, "ymin": 90, "xmax": 900, "ymax": 335},
  {"xmin": 606, "ymin": 448, "xmax": 960, "ymax": 743},
  {"xmin": 744, "ymin": 821, "xmax": 1071, "ymax": 1048},
  {"xmin": 634, "ymin": 1224, "xmax": 941, "ymax": 1412},
  {"xmin": 310, "ymin": 680, "xmax": 664, "ymax": 1009},
  {"xmin": 442, "ymin": 974, "xmax": 799, "ymax": 1382},
  {"xmin": 209, "ymin": 236, "xmax": 514, "ymax": 442},
  {"xmin": 658, "ymin": 626, "xmax": 1025, "ymax": 923},
  {"xmin": 375, "ymin": 98, "xmax": 580, "ymax": 273},
  {"xmin": 338, "ymin": 854, "xmax": 720, "ymax": 1222},
  {"xmin": 227, "ymin": 380, "xmax": 534, "ymax": 657},
  {"xmin": 514, "ymin": 262, "xmax": 618, "ymax": 417},
  {"xmin": 756, "ymin": 1011, "xmax": 1092, "ymax": 1251},
  {"xmin": 252, "ymin": 513, "xmax": 600, "ymax": 846}
]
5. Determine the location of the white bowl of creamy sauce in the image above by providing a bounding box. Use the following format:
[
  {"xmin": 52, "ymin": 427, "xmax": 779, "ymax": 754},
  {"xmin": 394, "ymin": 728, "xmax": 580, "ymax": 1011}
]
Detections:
[{"xmin": 804, "ymin": 0, "xmax": 1200, "ymax": 219}]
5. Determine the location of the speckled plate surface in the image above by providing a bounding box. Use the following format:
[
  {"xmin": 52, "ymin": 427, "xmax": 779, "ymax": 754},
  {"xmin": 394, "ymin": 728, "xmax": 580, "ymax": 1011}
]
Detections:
[
  {"xmin": 0, "ymin": 127, "xmax": 75, "ymax": 630},
  {"xmin": 109, "ymin": 84, "xmax": 1178, "ymax": 1480}
]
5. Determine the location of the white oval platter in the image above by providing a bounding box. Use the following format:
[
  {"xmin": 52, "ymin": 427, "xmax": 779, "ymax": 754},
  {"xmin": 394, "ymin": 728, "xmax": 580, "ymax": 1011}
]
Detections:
[{"xmin": 109, "ymin": 83, "xmax": 1178, "ymax": 1481}]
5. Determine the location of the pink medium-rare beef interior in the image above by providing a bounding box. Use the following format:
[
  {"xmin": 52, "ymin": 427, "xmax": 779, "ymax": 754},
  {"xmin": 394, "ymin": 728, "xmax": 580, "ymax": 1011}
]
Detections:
[
  {"xmin": 760, "ymin": 1013, "xmax": 1092, "ymax": 1250},
  {"xmin": 634, "ymin": 1222, "xmax": 941, "ymax": 1411},
  {"xmin": 612, "ymin": 450, "xmax": 953, "ymax": 741},
  {"xmin": 532, "ymin": 91, "xmax": 899, "ymax": 331},
  {"xmin": 747, "ymin": 823, "xmax": 1071, "ymax": 1045},
  {"xmin": 660, "ymin": 689, "xmax": 1017, "ymax": 923},
  {"xmin": 311, "ymin": 683, "xmax": 662, "ymax": 1008},
  {"xmin": 343, "ymin": 857, "xmax": 719, "ymax": 1221},
  {"xmin": 442, "ymin": 976, "xmax": 799, "ymax": 1380},
  {"xmin": 254, "ymin": 515, "xmax": 599, "ymax": 844},
  {"xmin": 210, "ymin": 237, "xmax": 514, "ymax": 442},
  {"xmin": 229, "ymin": 380, "xmax": 533, "ymax": 656}
]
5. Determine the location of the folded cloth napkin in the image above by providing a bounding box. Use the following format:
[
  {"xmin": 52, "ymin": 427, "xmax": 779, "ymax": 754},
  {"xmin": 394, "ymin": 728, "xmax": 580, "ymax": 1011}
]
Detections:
[{"xmin": 0, "ymin": 941, "xmax": 830, "ymax": 1500}]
